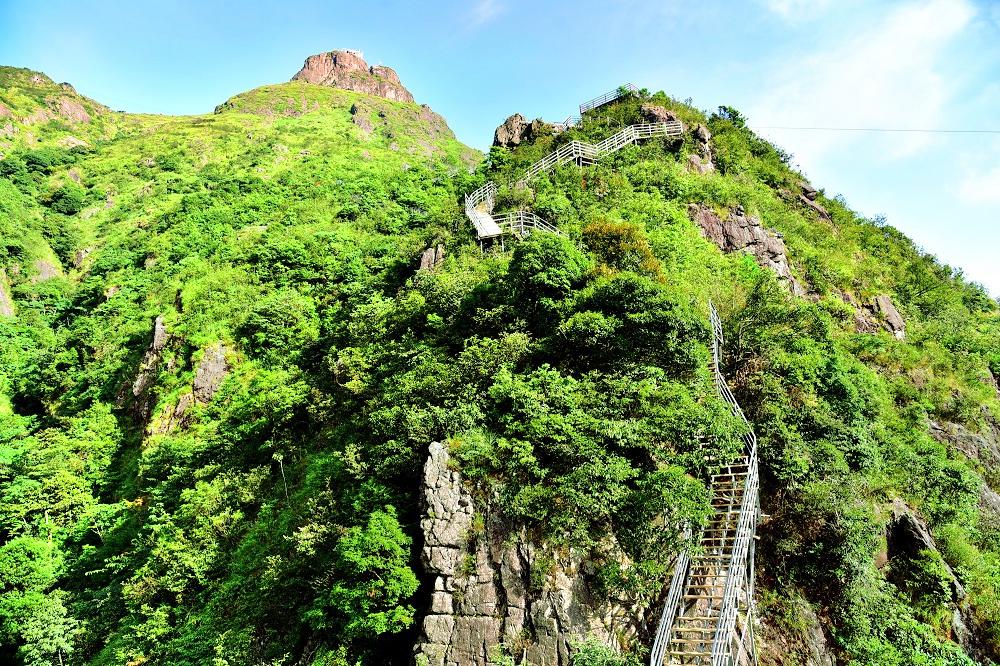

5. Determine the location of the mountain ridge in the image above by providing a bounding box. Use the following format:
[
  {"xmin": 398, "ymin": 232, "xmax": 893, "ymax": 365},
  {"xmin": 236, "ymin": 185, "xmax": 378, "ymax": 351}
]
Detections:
[{"xmin": 0, "ymin": 54, "xmax": 998, "ymax": 666}]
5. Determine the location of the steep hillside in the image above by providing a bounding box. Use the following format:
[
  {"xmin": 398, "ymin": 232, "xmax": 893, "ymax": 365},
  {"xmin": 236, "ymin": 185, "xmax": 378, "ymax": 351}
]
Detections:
[{"xmin": 0, "ymin": 57, "xmax": 998, "ymax": 666}]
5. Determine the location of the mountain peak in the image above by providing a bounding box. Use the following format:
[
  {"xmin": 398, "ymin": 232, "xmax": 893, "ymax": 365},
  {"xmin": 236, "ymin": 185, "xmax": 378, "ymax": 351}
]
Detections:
[{"xmin": 291, "ymin": 49, "xmax": 414, "ymax": 103}]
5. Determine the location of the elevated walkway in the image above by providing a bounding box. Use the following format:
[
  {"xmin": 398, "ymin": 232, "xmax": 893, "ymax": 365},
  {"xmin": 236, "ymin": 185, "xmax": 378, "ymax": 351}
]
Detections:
[
  {"xmin": 464, "ymin": 84, "xmax": 683, "ymax": 241},
  {"xmin": 649, "ymin": 303, "xmax": 760, "ymax": 666}
]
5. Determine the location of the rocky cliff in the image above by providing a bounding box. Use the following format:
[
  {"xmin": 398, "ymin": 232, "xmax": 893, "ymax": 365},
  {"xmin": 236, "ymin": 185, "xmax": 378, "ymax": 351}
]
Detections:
[
  {"xmin": 414, "ymin": 442, "xmax": 643, "ymax": 665},
  {"xmin": 292, "ymin": 49, "xmax": 414, "ymax": 103}
]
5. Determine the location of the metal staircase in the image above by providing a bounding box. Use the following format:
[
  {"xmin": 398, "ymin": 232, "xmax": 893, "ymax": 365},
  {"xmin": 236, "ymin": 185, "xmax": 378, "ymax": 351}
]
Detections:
[
  {"xmin": 464, "ymin": 85, "xmax": 683, "ymax": 242},
  {"xmin": 650, "ymin": 303, "xmax": 760, "ymax": 666}
]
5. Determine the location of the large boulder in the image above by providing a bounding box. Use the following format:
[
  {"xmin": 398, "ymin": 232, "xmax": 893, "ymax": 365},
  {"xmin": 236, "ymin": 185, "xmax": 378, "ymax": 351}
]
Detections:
[
  {"xmin": 493, "ymin": 113, "xmax": 552, "ymax": 148},
  {"xmin": 689, "ymin": 204, "xmax": 804, "ymax": 295},
  {"xmin": 292, "ymin": 50, "xmax": 414, "ymax": 103},
  {"xmin": 639, "ymin": 103, "xmax": 680, "ymax": 124},
  {"xmin": 873, "ymin": 294, "xmax": 905, "ymax": 339}
]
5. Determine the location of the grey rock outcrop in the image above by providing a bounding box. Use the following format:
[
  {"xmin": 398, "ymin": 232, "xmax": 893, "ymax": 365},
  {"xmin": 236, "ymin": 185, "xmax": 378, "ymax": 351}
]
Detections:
[
  {"xmin": 493, "ymin": 114, "xmax": 552, "ymax": 149},
  {"xmin": 349, "ymin": 102, "xmax": 375, "ymax": 138},
  {"xmin": 690, "ymin": 204, "xmax": 804, "ymax": 295},
  {"xmin": 150, "ymin": 342, "xmax": 230, "ymax": 435},
  {"xmin": 415, "ymin": 442, "xmax": 636, "ymax": 665},
  {"xmin": 887, "ymin": 500, "xmax": 964, "ymax": 602},
  {"xmin": 0, "ymin": 269, "xmax": 14, "ymax": 317},
  {"xmin": 799, "ymin": 193, "xmax": 831, "ymax": 220},
  {"xmin": 292, "ymin": 50, "xmax": 414, "ymax": 103},
  {"xmin": 872, "ymin": 294, "xmax": 905, "ymax": 339},
  {"xmin": 33, "ymin": 259, "xmax": 60, "ymax": 281},
  {"xmin": 639, "ymin": 103, "xmax": 679, "ymax": 124},
  {"xmin": 687, "ymin": 124, "xmax": 714, "ymax": 174},
  {"xmin": 929, "ymin": 419, "xmax": 1000, "ymax": 471},
  {"xmin": 193, "ymin": 343, "xmax": 229, "ymax": 403},
  {"xmin": 758, "ymin": 594, "xmax": 836, "ymax": 666},
  {"xmin": 835, "ymin": 291, "xmax": 907, "ymax": 339},
  {"xmin": 127, "ymin": 315, "xmax": 169, "ymax": 421},
  {"xmin": 883, "ymin": 499, "xmax": 995, "ymax": 659},
  {"xmin": 419, "ymin": 244, "xmax": 445, "ymax": 271}
]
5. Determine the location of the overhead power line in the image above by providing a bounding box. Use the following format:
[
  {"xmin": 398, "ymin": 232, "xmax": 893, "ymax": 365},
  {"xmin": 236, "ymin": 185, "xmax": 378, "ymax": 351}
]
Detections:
[{"xmin": 755, "ymin": 126, "xmax": 1000, "ymax": 134}]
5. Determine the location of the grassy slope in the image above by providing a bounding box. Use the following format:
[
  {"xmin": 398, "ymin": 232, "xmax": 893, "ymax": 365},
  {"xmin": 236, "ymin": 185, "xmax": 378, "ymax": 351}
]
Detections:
[{"xmin": 0, "ymin": 68, "xmax": 997, "ymax": 666}]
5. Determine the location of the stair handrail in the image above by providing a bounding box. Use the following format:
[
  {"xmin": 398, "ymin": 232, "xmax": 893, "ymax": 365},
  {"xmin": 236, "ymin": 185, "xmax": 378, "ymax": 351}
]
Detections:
[
  {"xmin": 580, "ymin": 83, "xmax": 639, "ymax": 114},
  {"xmin": 708, "ymin": 302, "xmax": 760, "ymax": 666},
  {"xmin": 649, "ymin": 527, "xmax": 692, "ymax": 666}
]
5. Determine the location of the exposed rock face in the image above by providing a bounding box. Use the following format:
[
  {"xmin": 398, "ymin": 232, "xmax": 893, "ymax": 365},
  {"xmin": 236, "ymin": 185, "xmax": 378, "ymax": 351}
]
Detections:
[
  {"xmin": 349, "ymin": 102, "xmax": 375, "ymax": 138},
  {"xmin": 292, "ymin": 50, "xmax": 414, "ymax": 103},
  {"xmin": 493, "ymin": 113, "xmax": 552, "ymax": 148},
  {"xmin": 872, "ymin": 294, "xmax": 905, "ymax": 339},
  {"xmin": 887, "ymin": 500, "xmax": 964, "ymax": 602},
  {"xmin": 128, "ymin": 316, "xmax": 168, "ymax": 421},
  {"xmin": 836, "ymin": 291, "xmax": 907, "ymax": 339},
  {"xmin": 799, "ymin": 192, "xmax": 831, "ymax": 220},
  {"xmin": 689, "ymin": 204, "xmax": 804, "ymax": 295},
  {"xmin": 150, "ymin": 342, "xmax": 230, "ymax": 435},
  {"xmin": 759, "ymin": 595, "xmax": 836, "ymax": 666},
  {"xmin": 419, "ymin": 244, "xmax": 445, "ymax": 271},
  {"xmin": 687, "ymin": 124, "xmax": 714, "ymax": 174},
  {"xmin": 415, "ymin": 442, "xmax": 636, "ymax": 665},
  {"xmin": 883, "ymin": 499, "xmax": 996, "ymax": 660},
  {"xmin": 193, "ymin": 343, "xmax": 229, "ymax": 403},
  {"xmin": 33, "ymin": 259, "xmax": 60, "ymax": 281},
  {"xmin": 639, "ymin": 103, "xmax": 679, "ymax": 124},
  {"xmin": 0, "ymin": 102, "xmax": 11, "ymax": 118},
  {"xmin": 73, "ymin": 247, "xmax": 92, "ymax": 267},
  {"xmin": 56, "ymin": 97, "xmax": 91, "ymax": 123},
  {"xmin": 0, "ymin": 269, "xmax": 14, "ymax": 317}
]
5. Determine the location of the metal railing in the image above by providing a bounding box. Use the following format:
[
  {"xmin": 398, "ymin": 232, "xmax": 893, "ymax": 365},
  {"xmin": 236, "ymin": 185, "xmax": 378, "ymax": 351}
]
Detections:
[
  {"xmin": 516, "ymin": 121, "xmax": 683, "ymax": 187},
  {"xmin": 580, "ymin": 83, "xmax": 639, "ymax": 114},
  {"xmin": 649, "ymin": 528, "xmax": 692, "ymax": 666},
  {"xmin": 494, "ymin": 211, "xmax": 560, "ymax": 236},
  {"xmin": 463, "ymin": 87, "xmax": 683, "ymax": 242},
  {"xmin": 707, "ymin": 302, "xmax": 759, "ymax": 666},
  {"xmin": 649, "ymin": 303, "xmax": 759, "ymax": 666},
  {"xmin": 550, "ymin": 115, "xmax": 582, "ymax": 132}
]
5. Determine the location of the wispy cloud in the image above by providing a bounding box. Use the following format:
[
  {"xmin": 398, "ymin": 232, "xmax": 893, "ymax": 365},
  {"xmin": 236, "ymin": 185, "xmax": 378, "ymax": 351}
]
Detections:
[
  {"xmin": 958, "ymin": 164, "xmax": 1000, "ymax": 204},
  {"xmin": 750, "ymin": 0, "xmax": 976, "ymax": 171},
  {"xmin": 764, "ymin": 0, "xmax": 833, "ymax": 19},
  {"xmin": 468, "ymin": 0, "xmax": 504, "ymax": 28}
]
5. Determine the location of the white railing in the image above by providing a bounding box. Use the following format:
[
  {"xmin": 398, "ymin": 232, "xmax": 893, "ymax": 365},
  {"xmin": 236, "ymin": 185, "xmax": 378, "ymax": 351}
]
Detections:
[
  {"xmin": 708, "ymin": 302, "xmax": 759, "ymax": 666},
  {"xmin": 580, "ymin": 83, "xmax": 639, "ymax": 114},
  {"xmin": 550, "ymin": 115, "xmax": 582, "ymax": 132},
  {"xmin": 650, "ymin": 303, "xmax": 759, "ymax": 666},
  {"xmin": 494, "ymin": 211, "xmax": 560, "ymax": 236},
  {"xmin": 516, "ymin": 121, "xmax": 683, "ymax": 188},
  {"xmin": 464, "ymin": 86, "xmax": 684, "ymax": 242},
  {"xmin": 649, "ymin": 528, "xmax": 692, "ymax": 666}
]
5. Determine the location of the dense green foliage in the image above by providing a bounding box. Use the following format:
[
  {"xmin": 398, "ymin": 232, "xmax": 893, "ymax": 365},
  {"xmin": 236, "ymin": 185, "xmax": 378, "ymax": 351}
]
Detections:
[{"xmin": 1, "ymin": 68, "xmax": 998, "ymax": 666}]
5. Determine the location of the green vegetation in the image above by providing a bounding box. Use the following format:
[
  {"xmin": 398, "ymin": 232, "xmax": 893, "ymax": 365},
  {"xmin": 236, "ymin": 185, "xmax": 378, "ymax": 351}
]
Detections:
[{"xmin": 1, "ymin": 67, "xmax": 998, "ymax": 665}]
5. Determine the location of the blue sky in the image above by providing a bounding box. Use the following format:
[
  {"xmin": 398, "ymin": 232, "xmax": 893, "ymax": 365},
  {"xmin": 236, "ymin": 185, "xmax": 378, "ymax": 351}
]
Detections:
[{"xmin": 2, "ymin": 0, "xmax": 998, "ymax": 295}]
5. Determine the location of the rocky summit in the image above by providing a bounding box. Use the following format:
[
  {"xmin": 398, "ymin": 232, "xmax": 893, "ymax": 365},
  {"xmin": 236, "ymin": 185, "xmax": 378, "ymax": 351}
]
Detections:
[{"xmin": 291, "ymin": 49, "xmax": 414, "ymax": 103}]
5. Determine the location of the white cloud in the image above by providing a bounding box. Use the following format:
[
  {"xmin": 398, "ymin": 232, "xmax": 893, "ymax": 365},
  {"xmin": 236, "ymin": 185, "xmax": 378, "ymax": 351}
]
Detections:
[
  {"xmin": 764, "ymin": 0, "xmax": 832, "ymax": 19},
  {"xmin": 958, "ymin": 165, "xmax": 1000, "ymax": 204},
  {"xmin": 469, "ymin": 0, "xmax": 504, "ymax": 28},
  {"xmin": 750, "ymin": 0, "xmax": 975, "ymax": 171}
]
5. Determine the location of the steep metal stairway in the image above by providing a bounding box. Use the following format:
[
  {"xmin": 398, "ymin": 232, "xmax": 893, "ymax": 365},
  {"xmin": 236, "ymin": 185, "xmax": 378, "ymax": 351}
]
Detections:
[
  {"xmin": 464, "ymin": 84, "xmax": 683, "ymax": 242},
  {"xmin": 649, "ymin": 303, "xmax": 760, "ymax": 666}
]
